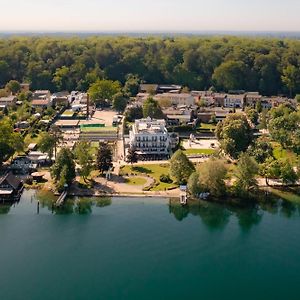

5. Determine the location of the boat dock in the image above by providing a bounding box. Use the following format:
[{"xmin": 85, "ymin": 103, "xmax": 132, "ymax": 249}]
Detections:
[{"xmin": 55, "ymin": 190, "xmax": 68, "ymax": 207}]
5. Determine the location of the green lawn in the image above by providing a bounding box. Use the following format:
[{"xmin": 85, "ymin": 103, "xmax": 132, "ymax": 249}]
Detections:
[
  {"xmin": 183, "ymin": 149, "xmax": 216, "ymax": 155},
  {"xmin": 126, "ymin": 177, "xmax": 147, "ymax": 186},
  {"xmin": 199, "ymin": 123, "xmax": 217, "ymax": 130},
  {"xmin": 120, "ymin": 164, "xmax": 178, "ymax": 191},
  {"xmin": 80, "ymin": 126, "xmax": 118, "ymax": 133}
]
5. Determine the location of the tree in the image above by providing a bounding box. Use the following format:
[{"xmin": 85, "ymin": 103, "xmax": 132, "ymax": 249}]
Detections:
[
  {"xmin": 279, "ymin": 159, "xmax": 298, "ymax": 185},
  {"xmin": 170, "ymin": 150, "xmax": 195, "ymax": 184},
  {"xmin": 125, "ymin": 106, "xmax": 143, "ymax": 122},
  {"xmin": 260, "ymin": 157, "xmax": 281, "ymax": 186},
  {"xmin": 124, "ymin": 74, "xmax": 140, "ymax": 96},
  {"xmin": 187, "ymin": 171, "xmax": 202, "ymax": 197},
  {"xmin": 281, "ymin": 65, "xmax": 300, "ymax": 97},
  {"xmin": 267, "ymin": 104, "xmax": 300, "ymax": 152},
  {"xmin": 53, "ymin": 66, "xmax": 71, "ymax": 91},
  {"xmin": 127, "ymin": 147, "xmax": 138, "ymax": 165},
  {"xmin": 96, "ymin": 142, "xmax": 113, "ymax": 174},
  {"xmin": 247, "ymin": 136, "xmax": 273, "ymax": 164},
  {"xmin": 142, "ymin": 97, "xmax": 164, "ymax": 119},
  {"xmin": 74, "ymin": 141, "xmax": 94, "ymax": 182},
  {"xmin": 0, "ymin": 119, "xmax": 24, "ymax": 165},
  {"xmin": 235, "ymin": 153, "xmax": 259, "ymax": 197},
  {"xmin": 245, "ymin": 107, "xmax": 259, "ymax": 124},
  {"xmin": 5, "ymin": 80, "xmax": 21, "ymax": 95},
  {"xmin": 216, "ymin": 113, "xmax": 253, "ymax": 159},
  {"xmin": 39, "ymin": 127, "xmax": 62, "ymax": 160},
  {"xmin": 256, "ymin": 100, "xmax": 262, "ymax": 113},
  {"xmin": 51, "ymin": 148, "xmax": 76, "ymax": 191},
  {"xmin": 212, "ymin": 60, "xmax": 247, "ymax": 91},
  {"xmin": 198, "ymin": 159, "xmax": 227, "ymax": 197},
  {"xmin": 88, "ymin": 79, "xmax": 121, "ymax": 107},
  {"xmin": 38, "ymin": 132, "xmax": 57, "ymax": 161},
  {"xmin": 112, "ymin": 92, "xmax": 128, "ymax": 113},
  {"xmin": 0, "ymin": 60, "xmax": 9, "ymax": 86}
]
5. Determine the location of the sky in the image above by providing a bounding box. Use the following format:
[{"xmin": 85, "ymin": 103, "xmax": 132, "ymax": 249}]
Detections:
[{"xmin": 0, "ymin": 0, "xmax": 299, "ymax": 32}]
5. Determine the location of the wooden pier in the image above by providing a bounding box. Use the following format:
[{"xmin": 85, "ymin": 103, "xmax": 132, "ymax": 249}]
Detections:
[{"xmin": 55, "ymin": 190, "xmax": 68, "ymax": 207}]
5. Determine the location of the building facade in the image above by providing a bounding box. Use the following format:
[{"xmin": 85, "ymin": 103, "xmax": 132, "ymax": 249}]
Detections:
[{"xmin": 129, "ymin": 118, "xmax": 171, "ymax": 159}]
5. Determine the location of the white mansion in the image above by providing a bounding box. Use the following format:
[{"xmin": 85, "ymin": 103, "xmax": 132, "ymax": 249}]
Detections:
[{"xmin": 129, "ymin": 118, "xmax": 171, "ymax": 159}]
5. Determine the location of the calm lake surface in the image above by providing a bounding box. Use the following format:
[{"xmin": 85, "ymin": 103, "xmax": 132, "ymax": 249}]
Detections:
[{"xmin": 0, "ymin": 190, "xmax": 300, "ymax": 300}]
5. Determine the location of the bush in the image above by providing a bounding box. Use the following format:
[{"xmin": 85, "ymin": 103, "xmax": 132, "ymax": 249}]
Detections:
[{"xmin": 159, "ymin": 174, "xmax": 173, "ymax": 183}]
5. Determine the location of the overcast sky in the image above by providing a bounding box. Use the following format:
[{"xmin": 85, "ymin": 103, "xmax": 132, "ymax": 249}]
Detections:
[{"xmin": 1, "ymin": 0, "xmax": 299, "ymax": 32}]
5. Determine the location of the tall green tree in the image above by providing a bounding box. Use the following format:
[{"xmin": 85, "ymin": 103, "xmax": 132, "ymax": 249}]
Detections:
[
  {"xmin": 96, "ymin": 142, "xmax": 113, "ymax": 174},
  {"xmin": 216, "ymin": 113, "xmax": 253, "ymax": 159},
  {"xmin": 281, "ymin": 65, "xmax": 300, "ymax": 97},
  {"xmin": 51, "ymin": 148, "xmax": 76, "ymax": 191},
  {"xmin": 247, "ymin": 137, "xmax": 273, "ymax": 164},
  {"xmin": 142, "ymin": 97, "xmax": 164, "ymax": 119},
  {"xmin": 74, "ymin": 141, "xmax": 94, "ymax": 182},
  {"xmin": 126, "ymin": 147, "xmax": 138, "ymax": 165},
  {"xmin": 170, "ymin": 150, "xmax": 195, "ymax": 184},
  {"xmin": 198, "ymin": 159, "xmax": 227, "ymax": 197},
  {"xmin": 235, "ymin": 153, "xmax": 259, "ymax": 197},
  {"xmin": 0, "ymin": 119, "xmax": 24, "ymax": 165},
  {"xmin": 187, "ymin": 171, "xmax": 202, "ymax": 197},
  {"xmin": 267, "ymin": 104, "xmax": 300, "ymax": 152},
  {"xmin": 212, "ymin": 60, "xmax": 247, "ymax": 91},
  {"xmin": 88, "ymin": 79, "xmax": 121, "ymax": 107},
  {"xmin": 112, "ymin": 92, "xmax": 128, "ymax": 113},
  {"xmin": 5, "ymin": 80, "xmax": 21, "ymax": 94}
]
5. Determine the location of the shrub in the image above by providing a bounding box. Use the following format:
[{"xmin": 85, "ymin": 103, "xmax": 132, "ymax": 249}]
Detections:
[{"xmin": 159, "ymin": 174, "xmax": 173, "ymax": 183}]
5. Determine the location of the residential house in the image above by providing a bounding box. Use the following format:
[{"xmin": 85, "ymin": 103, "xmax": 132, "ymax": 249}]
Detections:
[
  {"xmin": 33, "ymin": 90, "xmax": 51, "ymax": 100},
  {"xmin": 139, "ymin": 84, "xmax": 158, "ymax": 94},
  {"xmin": 224, "ymin": 94, "xmax": 245, "ymax": 108},
  {"xmin": 9, "ymin": 156, "xmax": 37, "ymax": 174},
  {"xmin": 0, "ymin": 173, "xmax": 23, "ymax": 202},
  {"xmin": 163, "ymin": 107, "xmax": 193, "ymax": 125},
  {"xmin": 245, "ymin": 92, "xmax": 262, "ymax": 107},
  {"xmin": 157, "ymin": 84, "xmax": 182, "ymax": 94},
  {"xmin": 0, "ymin": 96, "xmax": 17, "ymax": 107},
  {"xmin": 51, "ymin": 91, "xmax": 70, "ymax": 107},
  {"xmin": 136, "ymin": 93, "xmax": 150, "ymax": 104},
  {"xmin": 31, "ymin": 99, "xmax": 50, "ymax": 109},
  {"xmin": 154, "ymin": 93, "xmax": 195, "ymax": 106},
  {"xmin": 213, "ymin": 93, "xmax": 227, "ymax": 107}
]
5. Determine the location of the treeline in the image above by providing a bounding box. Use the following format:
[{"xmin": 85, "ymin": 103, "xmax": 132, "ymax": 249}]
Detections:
[{"xmin": 1, "ymin": 36, "xmax": 300, "ymax": 95}]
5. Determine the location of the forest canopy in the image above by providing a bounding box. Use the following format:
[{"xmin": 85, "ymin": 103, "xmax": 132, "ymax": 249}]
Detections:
[{"xmin": 1, "ymin": 36, "xmax": 300, "ymax": 96}]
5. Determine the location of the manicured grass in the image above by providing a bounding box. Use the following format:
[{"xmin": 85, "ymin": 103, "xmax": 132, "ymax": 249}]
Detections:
[
  {"xmin": 80, "ymin": 126, "xmax": 117, "ymax": 132},
  {"xmin": 126, "ymin": 176, "xmax": 147, "ymax": 186},
  {"xmin": 183, "ymin": 149, "xmax": 216, "ymax": 155},
  {"xmin": 199, "ymin": 123, "xmax": 217, "ymax": 130},
  {"xmin": 120, "ymin": 164, "xmax": 178, "ymax": 191}
]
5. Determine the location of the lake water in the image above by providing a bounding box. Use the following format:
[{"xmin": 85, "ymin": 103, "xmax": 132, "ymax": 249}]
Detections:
[{"xmin": 0, "ymin": 190, "xmax": 300, "ymax": 300}]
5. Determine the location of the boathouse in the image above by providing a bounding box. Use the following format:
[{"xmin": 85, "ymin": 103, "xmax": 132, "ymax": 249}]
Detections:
[{"xmin": 0, "ymin": 173, "xmax": 23, "ymax": 202}]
